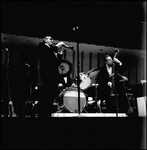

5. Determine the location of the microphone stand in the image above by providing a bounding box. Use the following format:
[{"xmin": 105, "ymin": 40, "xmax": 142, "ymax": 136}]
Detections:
[
  {"xmin": 77, "ymin": 40, "xmax": 82, "ymax": 115},
  {"xmin": 73, "ymin": 26, "xmax": 85, "ymax": 117}
]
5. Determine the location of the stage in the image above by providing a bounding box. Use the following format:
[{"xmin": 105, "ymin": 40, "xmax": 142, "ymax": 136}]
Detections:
[{"xmin": 52, "ymin": 113, "xmax": 127, "ymax": 117}]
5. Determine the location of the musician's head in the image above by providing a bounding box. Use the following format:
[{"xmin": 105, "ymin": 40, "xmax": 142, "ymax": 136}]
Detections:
[
  {"xmin": 104, "ymin": 55, "xmax": 113, "ymax": 66},
  {"xmin": 43, "ymin": 36, "xmax": 54, "ymax": 45}
]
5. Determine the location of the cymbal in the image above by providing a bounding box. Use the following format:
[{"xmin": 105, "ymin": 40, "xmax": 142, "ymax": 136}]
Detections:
[
  {"xmin": 86, "ymin": 68, "xmax": 99, "ymax": 78},
  {"xmin": 58, "ymin": 59, "xmax": 73, "ymax": 77}
]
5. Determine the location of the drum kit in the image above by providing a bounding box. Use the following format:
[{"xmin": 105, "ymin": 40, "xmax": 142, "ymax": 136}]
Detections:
[
  {"xmin": 54, "ymin": 60, "xmax": 100, "ymax": 113},
  {"xmin": 23, "ymin": 59, "xmax": 100, "ymax": 117},
  {"xmin": 24, "ymin": 59, "xmax": 130, "ymax": 116}
]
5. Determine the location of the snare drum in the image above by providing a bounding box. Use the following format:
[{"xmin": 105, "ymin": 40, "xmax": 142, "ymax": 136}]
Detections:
[{"xmin": 63, "ymin": 87, "xmax": 87, "ymax": 112}]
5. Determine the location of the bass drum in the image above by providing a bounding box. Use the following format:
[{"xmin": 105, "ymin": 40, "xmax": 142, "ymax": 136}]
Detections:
[{"xmin": 63, "ymin": 87, "xmax": 87, "ymax": 113}]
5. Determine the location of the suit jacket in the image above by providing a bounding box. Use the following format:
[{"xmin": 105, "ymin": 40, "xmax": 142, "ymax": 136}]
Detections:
[
  {"xmin": 96, "ymin": 65, "xmax": 111, "ymax": 89},
  {"xmin": 96, "ymin": 64, "xmax": 125, "ymax": 99},
  {"xmin": 37, "ymin": 42, "xmax": 62, "ymax": 87}
]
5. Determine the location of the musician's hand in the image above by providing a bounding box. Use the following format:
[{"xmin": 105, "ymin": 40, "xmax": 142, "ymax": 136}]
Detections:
[
  {"xmin": 113, "ymin": 58, "xmax": 122, "ymax": 66},
  {"xmin": 56, "ymin": 42, "xmax": 66, "ymax": 54},
  {"xmin": 108, "ymin": 82, "xmax": 112, "ymax": 88},
  {"xmin": 57, "ymin": 47, "xmax": 64, "ymax": 54}
]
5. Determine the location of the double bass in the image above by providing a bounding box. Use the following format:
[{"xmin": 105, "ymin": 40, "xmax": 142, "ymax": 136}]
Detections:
[
  {"xmin": 110, "ymin": 49, "xmax": 120, "ymax": 114},
  {"xmin": 110, "ymin": 48, "xmax": 120, "ymax": 96}
]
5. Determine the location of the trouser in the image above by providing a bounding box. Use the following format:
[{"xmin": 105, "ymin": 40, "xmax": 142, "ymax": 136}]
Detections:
[{"xmin": 35, "ymin": 84, "xmax": 57, "ymax": 117}]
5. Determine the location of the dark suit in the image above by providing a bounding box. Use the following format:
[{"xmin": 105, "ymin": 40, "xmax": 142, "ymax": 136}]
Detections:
[
  {"xmin": 36, "ymin": 42, "xmax": 63, "ymax": 117},
  {"xmin": 96, "ymin": 65, "xmax": 111, "ymax": 101},
  {"xmin": 96, "ymin": 64, "xmax": 132, "ymax": 113}
]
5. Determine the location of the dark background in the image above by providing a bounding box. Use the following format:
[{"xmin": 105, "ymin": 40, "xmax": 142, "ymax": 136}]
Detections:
[
  {"xmin": 1, "ymin": 1, "xmax": 146, "ymax": 149},
  {"xmin": 1, "ymin": 1, "xmax": 146, "ymax": 49}
]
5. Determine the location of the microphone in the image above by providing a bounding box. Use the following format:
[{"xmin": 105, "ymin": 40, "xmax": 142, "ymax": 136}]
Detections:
[{"xmin": 72, "ymin": 26, "xmax": 79, "ymax": 31}]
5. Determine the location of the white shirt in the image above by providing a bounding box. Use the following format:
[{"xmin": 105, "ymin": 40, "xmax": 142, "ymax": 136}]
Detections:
[
  {"xmin": 64, "ymin": 77, "xmax": 67, "ymax": 84},
  {"xmin": 106, "ymin": 64, "xmax": 112, "ymax": 76}
]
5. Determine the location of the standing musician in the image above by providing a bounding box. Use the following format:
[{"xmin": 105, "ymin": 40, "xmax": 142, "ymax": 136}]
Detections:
[
  {"xmin": 95, "ymin": 52, "xmax": 134, "ymax": 116},
  {"xmin": 36, "ymin": 36, "xmax": 73, "ymax": 117}
]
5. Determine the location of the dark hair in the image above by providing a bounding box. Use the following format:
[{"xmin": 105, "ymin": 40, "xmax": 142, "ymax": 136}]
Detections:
[
  {"xmin": 43, "ymin": 36, "xmax": 53, "ymax": 43},
  {"xmin": 103, "ymin": 54, "xmax": 111, "ymax": 61}
]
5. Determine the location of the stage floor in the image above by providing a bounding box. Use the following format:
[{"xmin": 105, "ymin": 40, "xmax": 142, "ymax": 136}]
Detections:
[{"xmin": 52, "ymin": 113, "xmax": 127, "ymax": 117}]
